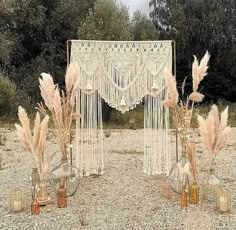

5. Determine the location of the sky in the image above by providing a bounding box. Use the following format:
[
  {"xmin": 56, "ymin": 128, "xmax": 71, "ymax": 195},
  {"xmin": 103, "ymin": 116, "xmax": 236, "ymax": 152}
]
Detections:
[{"xmin": 119, "ymin": 0, "xmax": 150, "ymax": 15}]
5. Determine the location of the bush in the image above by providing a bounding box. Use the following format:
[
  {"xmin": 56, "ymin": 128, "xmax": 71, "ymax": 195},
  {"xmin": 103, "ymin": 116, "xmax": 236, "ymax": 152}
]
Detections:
[
  {"xmin": 0, "ymin": 74, "xmax": 17, "ymax": 118},
  {"xmin": 108, "ymin": 106, "xmax": 144, "ymax": 129}
]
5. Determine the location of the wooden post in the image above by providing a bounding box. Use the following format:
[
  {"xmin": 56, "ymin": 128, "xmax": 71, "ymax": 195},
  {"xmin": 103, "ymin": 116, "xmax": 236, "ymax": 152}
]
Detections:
[
  {"xmin": 66, "ymin": 40, "xmax": 70, "ymax": 66},
  {"xmin": 172, "ymin": 40, "xmax": 178, "ymax": 163}
]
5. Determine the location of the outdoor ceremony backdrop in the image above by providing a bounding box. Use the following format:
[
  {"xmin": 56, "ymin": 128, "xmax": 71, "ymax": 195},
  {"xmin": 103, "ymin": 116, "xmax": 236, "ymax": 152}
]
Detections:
[{"xmin": 0, "ymin": 0, "xmax": 235, "ymax": 121}]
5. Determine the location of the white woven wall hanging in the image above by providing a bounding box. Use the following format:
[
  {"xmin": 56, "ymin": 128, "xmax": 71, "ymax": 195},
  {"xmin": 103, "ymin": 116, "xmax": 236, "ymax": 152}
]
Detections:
[{"xmin": 69, "ymin": 40, "xmax": 173, "ymax": 176}]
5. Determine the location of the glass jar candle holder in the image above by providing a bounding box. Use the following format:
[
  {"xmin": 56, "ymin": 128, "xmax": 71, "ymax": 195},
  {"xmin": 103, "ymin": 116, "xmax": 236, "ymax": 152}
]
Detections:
[
  {"xmin": 9, "ymin": 187, "xmax": 25, "ymax": 212},
  {"xmin": 215, "ymin": 186, "xmax": 232, "ymax": 213}
]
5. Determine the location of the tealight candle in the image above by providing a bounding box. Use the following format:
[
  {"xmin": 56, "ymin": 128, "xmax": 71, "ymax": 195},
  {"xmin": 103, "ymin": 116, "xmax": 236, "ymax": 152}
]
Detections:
[
  {"xmin": 219, "ymin": 196, "xmax": 227, "ymax": 212},
  {"xmin": 215, "ymin": 186, "xmax": 232, "ymax": 213},
  {"xmin": 13, "ymin": 200, "xmax": 22, "ymax": 212}
]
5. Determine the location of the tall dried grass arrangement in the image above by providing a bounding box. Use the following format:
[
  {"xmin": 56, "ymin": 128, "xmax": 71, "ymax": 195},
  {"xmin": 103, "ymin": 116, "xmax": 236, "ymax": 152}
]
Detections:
[
  {"xmin": 163, "ymin": 51, "xmax": 210, "ymax": 160},
  {"xmin": 15, "ymin": 106, "xmax": 53, "ymax": 184},
  {"xmin": 197, "ymin": 105, "xmax": 231, "ymax": 168},
  {"xmin": 37, "ymin": 63, "xmax": 80, "ymax": 161}
]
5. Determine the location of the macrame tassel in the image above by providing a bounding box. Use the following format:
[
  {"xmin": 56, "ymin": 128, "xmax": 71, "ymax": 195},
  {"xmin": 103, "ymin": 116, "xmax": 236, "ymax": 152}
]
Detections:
[{"xmin": 76, "ymin": 87, "xmax": 104, "ymax": 177}]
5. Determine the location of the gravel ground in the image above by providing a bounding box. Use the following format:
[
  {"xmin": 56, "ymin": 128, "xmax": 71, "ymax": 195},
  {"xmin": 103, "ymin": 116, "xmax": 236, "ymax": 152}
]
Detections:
[{"xmin": 0, "ymin": 128, "xmax": 235, "ymax": 230}]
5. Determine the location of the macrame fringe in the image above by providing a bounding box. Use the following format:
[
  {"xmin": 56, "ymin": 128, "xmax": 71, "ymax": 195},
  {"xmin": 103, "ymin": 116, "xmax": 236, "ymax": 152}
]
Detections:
[{"xmin": 71, "ymin": 40, "xmax": 172, "ymax": 176}]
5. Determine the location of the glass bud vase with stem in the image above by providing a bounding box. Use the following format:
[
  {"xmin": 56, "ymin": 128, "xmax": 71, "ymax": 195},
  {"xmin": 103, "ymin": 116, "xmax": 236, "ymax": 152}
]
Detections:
[
  {"xmin": 51, "ymin": 145, "xmax": 79, "ymax": 197},
  {"xmin": 37, "ymin": 174, "xmax": 51, "ymax": 206},
  {"xmin": 31, "ymin": 167, "xmax": 40, "ymax": 187}
]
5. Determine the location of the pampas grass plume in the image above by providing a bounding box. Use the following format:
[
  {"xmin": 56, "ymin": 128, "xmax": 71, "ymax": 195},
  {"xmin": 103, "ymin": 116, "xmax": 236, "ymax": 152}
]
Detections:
[
  {"xmin": 164, "ymin": 67, "xmax": 179, "ymax": 104},
  {"xmin": 65, "ymin": 63, "xmax": 80, "ymax": 93},
  {"xmin": 192, "ymin": 51, "xmax": 210, "ymax": 92},
  {"xmin": 39, "ymin": 73, "xmax": 56, "ymax": 110},
  {"xmin": 189, "ymin": 92, "xmax": 204, "ymax": 102}
]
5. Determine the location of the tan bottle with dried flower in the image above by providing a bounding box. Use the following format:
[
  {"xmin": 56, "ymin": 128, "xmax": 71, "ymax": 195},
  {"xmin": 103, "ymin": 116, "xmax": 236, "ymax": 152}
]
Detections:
[{"xmin": 31, "ymin": 185, "xmax": 40, "ymax": 215}]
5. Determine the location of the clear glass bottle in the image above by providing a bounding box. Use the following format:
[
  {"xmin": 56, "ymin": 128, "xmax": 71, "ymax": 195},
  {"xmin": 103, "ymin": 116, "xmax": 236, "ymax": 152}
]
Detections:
[
  {"xmin": 31, "ymin": 167, "xmax": 40, "ymax": 187},
  {"xmin": 203, "ymin": 167, "xmax": 220, "ymax": 203},
  {"xmin": 37, "ymin": 183, "xmax": 50, "ymax": 206},
  {"xmin": 169, "ymin": 156, "xmax": 190, "ymax": 194}
]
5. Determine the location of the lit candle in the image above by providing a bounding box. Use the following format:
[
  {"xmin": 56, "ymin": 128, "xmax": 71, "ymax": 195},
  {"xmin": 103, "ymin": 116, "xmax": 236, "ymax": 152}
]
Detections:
[
  {"xmin": 13, "ymin": 200, "xmax": 22, "ymax": 212},
  {"xmin": 219, "ymin": 195, "xmax": 228, "ymax": 212}
]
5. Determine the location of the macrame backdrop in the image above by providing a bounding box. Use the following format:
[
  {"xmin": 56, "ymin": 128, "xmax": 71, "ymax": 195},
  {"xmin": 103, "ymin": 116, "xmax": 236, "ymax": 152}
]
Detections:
[{"xmin": 69, "ymin": 40, "xmax": 173, "ymax": 176}]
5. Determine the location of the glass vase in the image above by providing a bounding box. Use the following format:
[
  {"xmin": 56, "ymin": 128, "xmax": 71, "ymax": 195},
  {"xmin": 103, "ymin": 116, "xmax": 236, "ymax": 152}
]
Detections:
[
  {"xmin": 169, "ymin": 156, "xmax": 190, "ymax": 194},
  {"xmin": 37, "ymin": 183, "xmax": 51, "ymax": 206},
  {"xmin": 203, "ymin": 167, "xmax": 221, "ymax": 203},
  {"xmin": 31, "ymin": 167, "xmax": 40, "ymax": 187},
  {"xmin": 189, "ymin": 181, "xmax": 200, "ymax": 204},
  {"xmin": 51, "ymin": 159, "xmax": 79, "ymax": 197}
]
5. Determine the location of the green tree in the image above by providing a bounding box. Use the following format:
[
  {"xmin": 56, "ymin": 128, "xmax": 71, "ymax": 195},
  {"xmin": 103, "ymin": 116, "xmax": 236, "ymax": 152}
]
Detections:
[
  {"xmin": 150, "ymin": 0, "xmax": 236, "ymax": 102},
  {"xmin": 131, "ymin": 11, "xmax": 158, "ymax": 41},
  {"xmin": 0, "ymin": 74, "xmax": 17, "ymax": 117},
  {"xmin": 78, "ymin": 0, "xmax": 132, "ymax": 40},
  {"xmin": 0, "ymin": 0, "xmax": 96, "ymax": 104}
]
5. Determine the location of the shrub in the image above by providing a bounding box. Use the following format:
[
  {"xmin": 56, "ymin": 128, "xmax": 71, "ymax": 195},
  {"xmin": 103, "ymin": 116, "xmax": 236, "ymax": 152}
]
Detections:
[{"xmin": 0, "ymin": 74, "xmax": 17, "ymax": 118}]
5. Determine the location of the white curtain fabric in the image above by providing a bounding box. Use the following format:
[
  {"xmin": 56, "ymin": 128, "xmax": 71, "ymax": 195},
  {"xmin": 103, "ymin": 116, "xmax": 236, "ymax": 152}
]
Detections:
[{"xmin": 70, "ymin": 40, "xmax": 172, "ymax": 176}]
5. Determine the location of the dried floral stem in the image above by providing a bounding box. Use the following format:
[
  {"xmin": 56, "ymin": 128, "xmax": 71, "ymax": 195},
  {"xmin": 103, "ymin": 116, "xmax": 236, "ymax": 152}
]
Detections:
[
  {"xmin": 15, "ymin": 107, "xmax": 53, "ymax": 185},
  {"xmin": 162, "ymin": 51, "xmax": 210, "ymax": 179},
  {"xmin": 198, "ymin": 105, "xmax": 231, "ymax": 170},
  {"xmin": 38, "ymin": 64, "xmax": 80, "ymax": 161}
]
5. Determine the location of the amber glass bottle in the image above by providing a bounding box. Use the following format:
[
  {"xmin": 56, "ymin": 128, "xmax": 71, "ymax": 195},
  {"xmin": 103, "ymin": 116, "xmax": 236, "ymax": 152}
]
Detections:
[
  {"xmin": 31, "ymin": 198, "xmax": 40, "ymax": 215},
  {"xmin": 57, "ymin": 183, "xmax": 67, "ymax": 208},
  {"xmin": 189, "ymin": 181, "xmax": 200, "ymax": 204},
  {"xmin": 181, "ymin": 174, "xmax": 188, "ymax": 208}
]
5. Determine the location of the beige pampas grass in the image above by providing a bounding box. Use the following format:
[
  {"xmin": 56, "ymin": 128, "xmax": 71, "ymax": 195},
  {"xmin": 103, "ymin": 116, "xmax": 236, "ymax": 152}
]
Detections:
[
  {"xmin": 53, "ymin": 87, "xmax": 63, "ymax": 127},
  {"xmin": 162, "ymin": 99, "xmax": 176, "ymax": 108},
  {"xmin": 33, "ymin": 112, "xmax": 41, "ymax": 152},
  {"xmin": 189, "ymin": 92, "xmax": 205, "ymax": 102},
  {"xmin": 162, "ymin": 51, "xmax": 210, "ymax": 170},
  {"xmin": 38, "ymin": 63, "xmax": 80, "ymax": 160},
  {"xmin": 198, "ymin": 105, "xmax": 231, "ymax": 164},
  {"xmin": 192, "ymin": 51, "xmax": 210, "ymax": 92},
  {"xmin": 15, "ymin": 106, "xmax": 53, "ymax": 183},
  {"xmin": 164, "ymin": 67, "xmax": 179, "ymax": 105},
  {"xmin": 39, "ymin": 73, "xmax": 56, "ymax": 110},
  {"xmin": 66, "ymin": 63, "xmax": 80, "ymax": 93}
]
